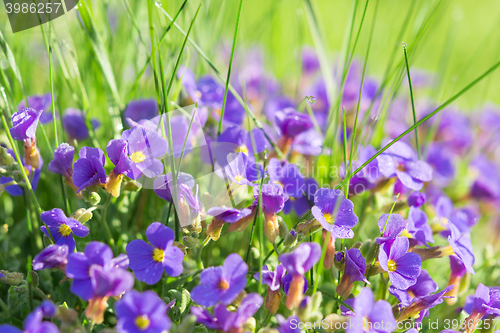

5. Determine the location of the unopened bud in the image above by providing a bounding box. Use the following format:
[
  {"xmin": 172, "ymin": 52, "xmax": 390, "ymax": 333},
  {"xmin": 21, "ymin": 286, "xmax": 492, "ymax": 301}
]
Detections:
[
  {"xmin": 122, "ymin": 180, "xmax": 142, "ymax": 191},
  {"xmin": 265, "ymin": 289, "xmax": 282, "ymax": 314},
  {"xmin": 70, "ymin": 208, "xmax": 93, "ymax": 223},
  {"xmin": 324, "ymin": 233, "xmax": 335, "ymax": 270},
  {"xmin": 264, "ymin": 213, "xmax": 279, "ymax": 243},
  {"xmin": 14, "ymin": 284, "xmax": 28, "ymax": 294},
  {"xmin": 55, "ymin": 303, "xmax": 78, "ymax": 323},
  {"xmin": 0, "ymin": 147, "xmax": 14, "ymax": 167},
  {"xmin": 283, "ymin": 230, "xmax": 298, "ymax": 248},
  {"xmin": 82, "ymin": 191, "xmax": 101, "ymax": 206},
  {"xmin": 278, "ymin": 217, "xmax": 289, "ymax": 239},
  {"xmin": 169, "ymin": 306, "xmax": 181, "ymax": 322},
  {"xmin": 28, "ymin": 270, "xmax": 39, "ymax": 288},
  {"xmin": 182, "ymin": 236, "xmax": 199, "ymax": 248},
  {"xmin": 352, "ymin": 241, "xmax": 363, "ymax": 249},
  {"xmin": 0, "ymin": 270, "xmax": 24, "ymax": 285},
  {"xmin": 12, "ymin": 170, "xmax": 23, "ymax": 183},
  {"xmin": 334, "ymin": 251, "xmax": 345, "ymax": 271}
]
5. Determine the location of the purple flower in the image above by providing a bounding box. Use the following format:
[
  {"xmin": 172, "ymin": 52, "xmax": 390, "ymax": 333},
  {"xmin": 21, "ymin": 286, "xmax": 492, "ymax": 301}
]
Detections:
[
  {"xmin": 123, "ymin": 99, "xmax": 158, "ymax": 127},
  {"xmin": 207, "ymin": 206, "xmax": 253, "ymax": 223},
  {"xmin": 33, "ymin": 244, "xmax": 69, "ymax": 271},
  {"xmin": 336, "ymin": 248, "xmax": 369, "ymax": 298},
  {"xmin": 18, "ymin": 93, "xmax": 53, "ymax": 124},
  {"xmin": 40, "ymin": 208, "xmax": 89, "ymax": 253},
  {"xmin": 62, "ymin": 108, "xmax": 99, "ymax": 141},
  {"xmin": 121, "ymin": 127, "xmax": 167, "ymax": 179},
  {"xmin": 378, "ymin": 236, "xmax": 422, "ymax": 290},
  {"xmin": 267, "ymin": 158, "xmax": 305, "ymax": 198},
  {"xmin": 444, "ymin": 222, "xmax": 475, "ymax": 274},
  {"xmin": 426, "ymin": 143, "xmax": 455, "ymax": 186},
  {"xmin": 40, "ymin": 300, "xmax": 57, "ymax": 318},
  {"xmin": 10, "ymin": 107, "xmax": 42, "ymax": 142},
  {"xmin": 282, "ymin": 273, "xmax": 308, "ymax": 295},
  {"xmin": 255, "ymin": 183, "xmax": 289, "ymax": 215},
  {"xmin": 277, "ymin": 315, "xmax": 301, "ymax": 333},
  {"xmin": 464, "ymin": 284, "xmax": 500, "ymax": 327},
  {"xmin": 470, "ymin": 155, "xmax": 500, "ymax": 200},
  {"xmin": 399, "ymin": 285, "xmax": 454, "ymax": 322},
  {"xmin": 253, "ymin": 264, "xmax": 286, "ymax": 291},
  {"xmin": 274, "ymin": 108, "xmax": 313, "ymax": 139},
  {"xmin": 406, "ymin": 206, "xmax": 434, "ymax": 246},
  {"xmin": 377, "ymin": 141, "xmax": 433, "ymax": 191},
  {"xmin": 407, "ymin": 191, "xmax": 426, "ymax": 208},
  {"xmin": 191, "ymin": 253, "xmax": 248, "ymax": 307},
  {"xmin": 217, "ymin": 152, "xmax": 254, "ymax": 186},
  {"xmin": 389, "ymin": 270, "xmax": 438, "ymax": 307},
  {"xmin": 0, "ymin": 305, "xmax": 59, "ymax": 333},
  {"xmin": 115, "ymin": 290, "xmax": 171, "ymax": 333},
  {"xmin": 72, "ymin": 147, "xmax": 106, "ymax": 192},
  {"xmin": 215, "ymin": 125, "xmax": 267, "ymax": 166},
  {"xmin": 66, "ymin": 241, "xmax": 134, "ymax": 300},
  {"xmin": 302, "ymin": 46, "xmax": 320, "ymax": 75},
  {"xmin": 279, "ymin": 242, "xmax": 320, "ymax": 309},
  {"xmin": 346, "ymin": 287, "xmax": 396, "ymax": 333},
  {"xmin": 126, "ymin": 222, "xmax": 184, "ymax": 285},
  {"xmin": 264, "ymin": 96, "xmax": 295, "ymax": 125},
  {"xmin": 311, "ymin": 188, "xmax": 358, "ymax": 239},
  {"xmin": 283, "ymin": 178, "xmax": 318, "ymax": 217},
  {"xmin": 48, "ymin": 143, "xmax": 74, "ymax": 180},
  {"xmin": 376, "ymin": 213, "xmax": 406, "ymax": 245},
  {"xmin": 191, "ymin": 293, "xmax": 263, "ymax": 332}
]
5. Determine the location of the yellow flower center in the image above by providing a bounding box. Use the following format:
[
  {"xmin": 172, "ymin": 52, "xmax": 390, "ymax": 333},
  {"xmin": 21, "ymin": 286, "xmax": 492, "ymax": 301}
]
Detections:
[
  {"xmin": 400, "ymin": 229, "xmax": 412, "ymax": 238},
  {"xmin": 387, "ymin": 259, "xmax": 397, "ymax": 272},
  {"xmin": 130, "ymin": 151, "xmax": 146, "ymax": 163},
  {"xmin": 153, "ymin": 248, "xmax": 164, "ymax": 262},
  {"xmin": 237, "ymin": 145, "xmax": 249, "ymax": 154},
  {"xmin": 440, "ymin": 245, "xmax": 455, "ymax": 257},
  {"xmin": 234, "ymin": 175, "xmax": 244, "ymax": 182},
  {"xmin": 218, "ymin": 278, "xmax": 230, "ymax": 290},
  {"xmin": 59, "ymin": 224, "xmax": 72, "ymax": 237},
  {"xmin": 323, "ymin": 213, "xmax": 333, "ymax": 224},
  {"xmin": 363, "ymin": 317, "xmax": 370, "ymax": 331},
  {"xmin": 135, "ymin": 315, "xmax": 150, "ymax": 330}
]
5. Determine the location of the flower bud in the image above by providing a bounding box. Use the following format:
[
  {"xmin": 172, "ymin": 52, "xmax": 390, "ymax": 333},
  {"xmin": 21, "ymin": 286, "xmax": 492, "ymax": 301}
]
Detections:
[
  {"xmin": 170, "ymin": 306, "xmax": 181, "ymax": 322},
  {"xmin": 323, "ymin": 232, "xmax": 335, "ymax": 270},
  {"xmin": 278, "ymin": 217, "xmax": 289, "ymax": 239},
  {"xmin": 207, "ymin": 218, "xmax": 224, "ymax": 241},
  {"xmin": 0, "ymin": 146, "xmax": 14, "ymax": 167},
  {"xmin": 264, "ymin": 212, "xmax": 279, "ymax": 243},
  {"xmin": 122, "ymin": 180, "xmax": 142, "ymax": 191},
  {"xmin": 28, "ymin": 270, "xmax": 39, "ymax": 288},
  {"xmin": 182, "ymin": 236, "xmax": 199, "ymax": 248},
  {"xmin": 55, "ymin": 303, "xmax": 78, "ymax": 323},
  {"xmin": 243, "ymin": 317, "xmax": 256, "ymax": 333},
  {"xmin": 41, "ymin": 300, "xmax": 57, "ymax": 317},
  {"xmin": 265, "ymin": 288, "xmax": 282, "ymax": 314},
  {"xmin": 85, "ymin": 296, "xmax": 109, "ymax": 324},
  {"xmin": 82, "ymin": 190, "xmax": 101, "ymax": 206},
  {"xmin": 286, "ymin": 275, "xmax": 305, "ymax": 310},
  {"xmin": 70, "ymin": 208, "xmax": 93, "ymax": 223},
  {"xmin": 12, "ymin": 170, "xmax": 23, "ymax": 183},
  {"xmin": 283, "ymin": 230, "xmax": 298, "ymax": 248},
  {"xmin": 0, "ymin": 270, "xmax": 24, "ymax": 285},
  {"xmin": 14, "ymin": 284, "xmax": 28, "ymax": 294}
]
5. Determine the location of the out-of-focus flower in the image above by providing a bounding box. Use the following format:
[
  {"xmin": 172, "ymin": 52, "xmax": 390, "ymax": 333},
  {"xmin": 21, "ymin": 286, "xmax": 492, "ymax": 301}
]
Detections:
[
  {"xmin": 191, "ymin": 253, "xmax": 248, "ymax": 307},
  {"xmin": 254, "ymin": 183, "xmax": 288, "ymax": 243},
  {"xmin": 62, "ymin": 108, "xmax": 100, "ymax": 141},
  {"xmin": 40, "ymin": 208, "xmax": 89, "ymax": 253},
  {"xmin": 33, "ymin": 244, "xmax": 69, "ymax": 271},
  {"xmin": 378, "ymin": 236, "xmax": 422, "ymax": 290},
  {"xmin": 215, "ymin": 125, "xmax": 267, "ymax": 166},
  {"xmin": 426, "ymin": 143, "xmax": 455, "ymax": 186},
  {"xmin": 311, "ymin": 188, "xmax": 358, "ymax": 239},
  {"xmin": 17, "ymin": 93, "xmax": 53, "ymax": 124},
  {"xmin": 470, "ymin": 155, "xmax": 500, "ymax": 201},
  {"xmin": 377, "ymin": 141, "xmax": 433, "ymax": 191},
  {"xmin": 274, "ymin": 108, "xmax": 313, "ymax": 140},
  {"xmin": 0, "ymin": 148, "xmax": 43, "ymax": 197},
  {"xmin": 407, "ymin": 191, "xmax": 426, "ymax": 208},
  {"xmin": 254, "ymin": 264, "xmax": 286, "ymax": 314},
  {"xmin": 279, "ymin": 242, "xmax": 321, "ymax": 309},
  {"xmin": 10, "ymin": 107, "xmax": 42, "ymax": 169},
  {"xmin": 123, "ymin": 99, "xmax": 158, "ymax": 127},
  {"xmin": 277, "ymin": 314, "xmax": 302, "ymax": 333},
  {"xmin": 115, "ymin": 290, "xmax": 171, "ymax": 333},
  {"xmin": 126, "ymin": 222, "xmax": 184, "ymax": 285},
  {"xmin": 341, "ymin": 145, "xmax": 380, "ymax": 195},
  {"xmin": 345, "ymin": 287, "xmax": 396, "ymax": 333},
  {"xmin": 0, "ymin": 303, "xmax": 59, "ymax": 333},
  {"xmin": 302, "ymin": 47, "xmax": 320, "ymax": 75},
  {"xmin": 72, "ymin": 147, "xmax": 106, "ymax": 193},
  {"xmin": 267, "ymin": 158, "xmax": 305, "ymax": 198}
]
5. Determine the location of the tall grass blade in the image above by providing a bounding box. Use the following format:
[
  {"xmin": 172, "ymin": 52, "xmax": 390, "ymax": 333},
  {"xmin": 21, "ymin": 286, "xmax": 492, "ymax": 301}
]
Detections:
[
  {"xmin": 0, "ymin": 30, "xmax": 28, "ymax": 103},
  {"xmin": 403, "ymin": 43, "xmax": 420, "ymax": 158}
]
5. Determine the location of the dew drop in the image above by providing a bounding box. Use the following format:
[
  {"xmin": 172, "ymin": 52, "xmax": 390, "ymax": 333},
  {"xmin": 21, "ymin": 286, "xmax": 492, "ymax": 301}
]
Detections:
[{"xmin": 155, "ymin": 1, "xmax": 162, "ymax": 7}]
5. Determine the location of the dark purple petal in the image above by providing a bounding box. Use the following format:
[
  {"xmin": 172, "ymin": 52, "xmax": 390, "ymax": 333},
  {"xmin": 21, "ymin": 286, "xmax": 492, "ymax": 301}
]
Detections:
[
  {"xmin": 10, "ymin": 108, "xmax": 42, "ymax": 141},
  {"xmin": 146, "ymin": 222, "xmax": 175, "ymax": 250},
  {"xmin": 48, "ymin": 143, "xmax": 74, "ymax": 178}
]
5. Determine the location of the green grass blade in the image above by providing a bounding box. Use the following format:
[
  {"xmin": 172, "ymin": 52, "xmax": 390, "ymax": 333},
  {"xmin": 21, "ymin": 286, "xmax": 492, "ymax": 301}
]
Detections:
[
  {"xmin": 0, "ymin": 30, "xmax": 28, "ymax": 104},
  {"xmin": 217, "ymin": 0, "xmax": 244, "ymax": 137},
  {"xmin": 403, "ymin": 43, "xmax": 420, "ymax": 159}
]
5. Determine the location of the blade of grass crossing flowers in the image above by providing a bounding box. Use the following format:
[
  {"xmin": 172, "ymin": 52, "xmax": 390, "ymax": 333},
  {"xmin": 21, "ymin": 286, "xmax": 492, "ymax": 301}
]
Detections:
[
  {"xmin": 217, "ymin": 0, "xmax": 244, "ymax": 137},
  {"xmin": 403, "ymin": 43, "xmax": 420, "ymax": 159},
  {"xmin": 337, "ymin": 58, "xmax": 500, "ymax": 190},
  {"xmin": 158, "ymin": 7, "xmax": 284, "ymax": 159},
  {"xmin": 342, "ymin": 107, "xmax": 348, "ymax": 198}
]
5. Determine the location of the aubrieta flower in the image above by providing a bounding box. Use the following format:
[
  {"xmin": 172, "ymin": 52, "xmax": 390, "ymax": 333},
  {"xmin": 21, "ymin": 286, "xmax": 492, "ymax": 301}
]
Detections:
[
  {"xmin": 0, "ymin": 301, "xmax": 59, "ymax": 333},
  {"xmin": 254, "ymin": 183, "xmax": 289, "ymax": 243},
  {"xmin": 106, "ymin": 139, "xmax": 132, "ymax": 197},
  {"xmin": 217, "ymin": 152, "xmax": 254, "ymax": 186},
  {"xmin": 207, "ymin": 206, "xmax": 253, "ymax": 224},
  {"xmin": 389, "ymin": 269, "xmax": 437, "ymax": 307},
  {"xmin": 378, "ymin": 236, "xmax": 422, "ymax": 290},
  {"xmin": 336, "ymin": 248, "xmax": 369, "ymax": 298},
  {"xmin": 406, "ymin": 206, "xmax": 434, "ymax": 246},
  {"xmin": 40, "ymin": 208, "xmax": 89, "ymax": 253},
  {"xmin": 407, "ymin": 191, "xmax": 426, "ymax": 208},
  {"xmin": 123, "ymin": 99, "xmax": 158, "ymax": 127},
  {"xmin": 121, "ymin": 127, "xmax": 168, "ymax": 179},
  {"xmin": 267, "ymin": 158, "xmax": 305, "ymax": 198},
  {"xmin": 48, "ymin": 143, "xmax": 75, "ymax": 183},
  {"xmin": 17, "ymin": 93, "xmax": 53, "ymax": 124},
  {"xmin": 377, "ymin": 141, "xmax": 433, "ymax": 191},
  {"xmin": 341, "ymin": 145, "xmax": 380, "ymax": 196},
  {"xmin": 62, "ymin": 108, "xmax": 99, "ymax": 141},
  {"xmin": 254, "ymin": 264, "xmax": 286, "ymax": 314},
  {"xmin": 126, "ymin": 222, "xmax": 184, "ymax": 285},
  {"xmin": 283, "ymin": 178, "xmax": 318, "ymax": 217},
  {"xmin": 311, "ymin": 188, "xmax": 358, "ymax": 239},
  {"xmin": 440, "ymin": 222, "xmax": 475, "ymax": 274},
  {"xmin": 66, "ymin": 241, "xmax": 133, "ymax": 301},
  {"xmin": 191, "ymin": 293, "xmax": 263, "ymax": 332},
  {"xmin": 72, "ymin": 147, "xmax": 106, "ymax": 193},
  {"xmin": 33, "ymin": 244, "xmax": 69, "ymax": 271},
  {"xmin": 346, "ymin": 287, "xmax": 396, "ymax": 333},
  {"xmin": 215, "ymin": 125, "xmax": 267, "ymax": 166},
  {"xmin": 191, "ymin": 253, "xmax": 248, "ymax": 307},
  {"xmin": 274, "ymin": 108, "xmax": 313, "ymax": 140},
  {"xmin": 279, "ymin": 242, "xmax": 321, "ymax": 309},
  {"xmin": 376, "ymin": 213, "xmax": 406, "ymax": 245},
  {"xmin": 398, "ymin": 285, "xmax": 454, "ymax": 323},
  {"xmin": 115, "ymin": 290, "xmax": 171, "ymax": 333},
  {"xmin": 462, "ymin": 284, "xmax": 500, "ymax": 333},
  {"xmin": 10, "ymin": 107, "xmax": 42, "ymax": 169}
]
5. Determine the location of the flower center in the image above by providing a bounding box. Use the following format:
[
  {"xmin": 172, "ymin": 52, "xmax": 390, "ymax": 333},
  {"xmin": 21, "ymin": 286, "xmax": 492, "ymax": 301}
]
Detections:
[
  {"xmin": 59, "ymin": 224, "xmax": 72, "ymax": 237},
  {"xmin": 236, "ymin": 145, "xmax": 249, "ymax": 154},
  {"xmin": 387, "ymin": 259, "xmax": 397, "ymax": 272},
  {"xmin": 234, "ymin": 175, "xmax": 244, "ymax": 182},
  {"xmin": 135, "ymin": 315, "xmax": 150, "ymax": 330},
  {"xmin": 153, "ymin": 248, "xmax": 164, "ymax": 262},
  {"xmin": 323, "ymin": 213, "xmax": 333, "ymax": 224},
  {"xmin": 440, "ymin": 245, "xmax": 455, "ymax": 257},
  {"xmin": 362, "ymin": 316, "xmax": 370, "ymax": 331},
  {"xmin": 218, "ymin": 278, "xmax": 230, "ymax": 290},
  {"xmin": 396, "ymin": 163, "xmax": 407, "ymax": 172},
  {"xmin": 130, "ymin": 151, "xmax": 146, "ymax": 163}
]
